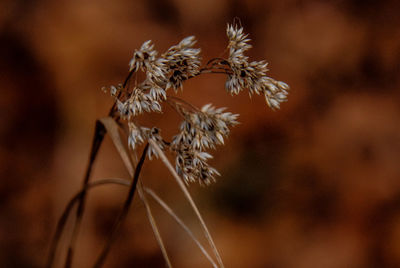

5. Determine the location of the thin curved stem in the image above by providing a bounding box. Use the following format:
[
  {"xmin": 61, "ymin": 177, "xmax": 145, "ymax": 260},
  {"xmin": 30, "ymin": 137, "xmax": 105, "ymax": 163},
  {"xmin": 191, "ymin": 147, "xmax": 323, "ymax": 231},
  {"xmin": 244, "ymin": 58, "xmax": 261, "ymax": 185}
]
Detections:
[
  {"xmin": 204, "ymin": 57, "xmax": 229, "ymax": 67},
  {"xmin": 47, "ymin": 177, "xmax": 218, "ymax": 268},
  {"xmin": 136, "ymin": 182, "xmax": 172, "ymax": 268},
  {"xmin": 64, "ymin": 120, "xmax": 107, "ymax": 268},
  {"xmin": 166, "ymin": 96, "xmax": 201, "ymax": 117},
  {"xmin": 122, "ymin": 70, "xmax": 135, "ymax": 89},
  {"xmin": 148, "ymin": 139, "xmax": 224, "ymax": 268},
  {"xmin": 200, "ymin": 70, "xmax": 232, "ymax": 75},
  {"xmin": 64, "ymin": 69, "xmax": 133, "ymax": 268},
  {"xmin": 46, "ymin": 179, "xmax": 130, "ymax": 268},
  {"xmin": 144, "ymin": 188, "xmax": 218, "ymax": 268},
  {"xmin": 93, "ymin": 143, "xmax": 149, "ymax": 268}
]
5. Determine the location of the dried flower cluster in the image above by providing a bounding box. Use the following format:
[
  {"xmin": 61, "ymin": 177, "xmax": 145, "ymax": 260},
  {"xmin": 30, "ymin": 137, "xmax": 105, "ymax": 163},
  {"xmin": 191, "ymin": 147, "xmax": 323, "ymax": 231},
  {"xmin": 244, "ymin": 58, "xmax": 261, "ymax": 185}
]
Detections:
[
  {"xmin": 225, "ymin": 24, "xmax": 289, "ymax": 109},
  {"xmin": 103, "ymin": 23, "xmax": 290, "ymax": 185},
  {"xmin": 170, "ymin": 104, "xmax": 239, "ymax": 184}
]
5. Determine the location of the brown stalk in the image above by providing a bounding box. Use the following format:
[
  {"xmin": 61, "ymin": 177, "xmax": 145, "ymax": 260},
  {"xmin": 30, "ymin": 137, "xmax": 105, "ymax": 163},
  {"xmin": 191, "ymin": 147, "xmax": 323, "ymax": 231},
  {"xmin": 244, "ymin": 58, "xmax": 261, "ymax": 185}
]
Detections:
[
  {"xmin": 103, "ymin": 118, "xmax": 172, "ymax": 267},
  {"xmin": 64, "ymin": 120, "xmax": 106, "ymax": 268},
  {"xmin": 93, "ymin": 143, "xmax": 149, "ymax": 268},
  {"xmin": 47, "ymin": 177, "xmax": 218, "ymax": 268},
  {"xmin": 148, "ymin": 139, "xmax": 225, "ymax": 268},
  {"xmin": 45, "ymin": 178, "xmax": 130, "ymax": 268},
  {"xmin": 63, "ymin": 70, "xmax": 133, "ymax": 268}
]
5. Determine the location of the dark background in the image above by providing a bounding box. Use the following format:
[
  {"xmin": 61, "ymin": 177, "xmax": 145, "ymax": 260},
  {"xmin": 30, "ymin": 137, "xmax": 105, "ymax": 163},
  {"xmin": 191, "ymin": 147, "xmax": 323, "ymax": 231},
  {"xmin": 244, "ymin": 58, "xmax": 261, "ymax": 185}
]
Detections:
[{"xmin": 1, "ymin": 0, "xmax": 400, "ymax": 267}]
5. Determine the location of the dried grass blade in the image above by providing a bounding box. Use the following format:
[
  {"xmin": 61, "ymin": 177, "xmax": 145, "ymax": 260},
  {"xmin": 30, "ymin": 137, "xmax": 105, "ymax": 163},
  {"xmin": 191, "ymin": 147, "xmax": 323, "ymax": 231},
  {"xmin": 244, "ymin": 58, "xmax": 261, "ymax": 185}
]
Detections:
[
  {"xmin": 148, "ymin": 139, "xmax": 224, "ymax": 268},
  {"xmin": 93, "ymin": 144, "xmax": 149, "ymax": 268},
  {"xmin": 137, "ymin": 182, "xmax": 172, "ymax": 268},
  {"xmin": 65, "ymin": 120, "xmax": 107, "ymax": 268},
  {"xmin": 46, "ymin": 178, "xmax": 130, "ymax": 268},
  {"xmin": 99, "ymin": 117, "xmax": 134, "ymax": 175},
  {"xmin": 103, "ymin": 117, "xmax": 171, "ymax": 267},
  {"xmin": 144, "ymin": 187, "xmax": 218, "ymax": 268}
]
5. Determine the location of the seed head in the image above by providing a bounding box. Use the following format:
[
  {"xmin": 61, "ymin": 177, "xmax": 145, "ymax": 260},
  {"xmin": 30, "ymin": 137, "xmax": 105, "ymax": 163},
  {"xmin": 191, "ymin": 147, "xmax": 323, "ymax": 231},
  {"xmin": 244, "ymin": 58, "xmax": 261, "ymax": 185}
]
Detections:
[
  {"xmin": 225, "ymin": 23, "xmax": 290, "ymax": 110},
  {"xmin": 162, "ymin": 36, "xmax": 202, "ymax": 92},
  {"xmin": 129, "ymin": 40, "xmax": 158, "ymax": 72},
  {"xmin": 102, "ymin": 22, "xmax": 290, "ymax": 185}
]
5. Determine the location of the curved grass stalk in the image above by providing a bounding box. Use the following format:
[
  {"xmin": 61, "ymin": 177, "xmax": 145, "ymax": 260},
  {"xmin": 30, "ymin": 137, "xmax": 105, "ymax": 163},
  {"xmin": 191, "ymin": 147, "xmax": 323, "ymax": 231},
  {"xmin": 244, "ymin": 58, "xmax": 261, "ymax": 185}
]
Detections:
[
  {"xmin": 46, "ymin": 178, "xmax": 130, "ymax": 268},
  {"xmin": 47, "ymin": 178, "xmax": 219, "ymax": 268},
  {"xmin": 143, "ymin": 187, "xmax": 218, "ymax": 268},
  {"xmin": 102, "ymin": 117, "xmax": 172, "ymax": 267},
  {"xmin": 148, "ymin": 139, "xmax": 224, "ymax": 268},
  {"xmin": 137, "ymin": 181, "xmax": 172, "ymax": 268},
  {"xmin": 99, "ymin": 117, "xmax": 134, "ymax": 175},
  {"xmin": 93, "ymin": 143, "xmax": 149, "ymax": 268},
  {"xmin": 64, "ymin": 120, "xmax": 107, "ymax": 268}
]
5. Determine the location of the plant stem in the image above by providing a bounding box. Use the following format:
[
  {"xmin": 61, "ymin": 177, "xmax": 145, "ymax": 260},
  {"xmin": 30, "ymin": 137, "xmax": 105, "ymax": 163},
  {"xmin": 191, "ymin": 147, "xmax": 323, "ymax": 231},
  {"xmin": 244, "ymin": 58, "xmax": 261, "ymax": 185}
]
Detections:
[
  {"xmin": 144, "ymin": 188, "xmax": 218, "ymax": 268},
  {"xmin": 93, "ymin": 143, "xmax": 149, "ymax": 268},
  {"xmin": 64, "ymin": 120, "xmax": 107, "ymax": 268},
  {"xmin": 46, "ymin": 179, "xmax": 131, "ymax": 268},
  {"xmin": 47, "ymin": 177, "xmax": 218, "ymax": 268},
  {"xmin": 123, "ymin": 70, "xmax": 135, "ymax": 88},
  {"xmin": 137, "ymin": 181, "xmax": 173, "ymax": 268},
  {"xmin": 63, "ymin": 69, "xmax": 133, "ymax": 268},
  {"xmin": 148, "ymin": 139, "xmax": 224, "ymax": 268}
]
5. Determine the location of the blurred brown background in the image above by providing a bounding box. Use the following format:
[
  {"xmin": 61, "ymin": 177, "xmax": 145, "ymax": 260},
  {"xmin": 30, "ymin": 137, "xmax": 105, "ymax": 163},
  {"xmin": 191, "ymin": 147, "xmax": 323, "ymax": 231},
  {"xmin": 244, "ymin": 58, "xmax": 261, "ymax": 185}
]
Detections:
[{"xmin": 1, "ymin": 0, "xmax": 400, "ymax": 267}]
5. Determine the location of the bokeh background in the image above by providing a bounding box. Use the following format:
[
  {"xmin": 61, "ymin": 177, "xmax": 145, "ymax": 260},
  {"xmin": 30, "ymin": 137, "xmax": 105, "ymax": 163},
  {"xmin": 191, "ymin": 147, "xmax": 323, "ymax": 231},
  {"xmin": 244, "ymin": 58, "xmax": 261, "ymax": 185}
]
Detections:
[{"xmin": 1, "ymin": 0, "xmax": 400, "ymax": 267}]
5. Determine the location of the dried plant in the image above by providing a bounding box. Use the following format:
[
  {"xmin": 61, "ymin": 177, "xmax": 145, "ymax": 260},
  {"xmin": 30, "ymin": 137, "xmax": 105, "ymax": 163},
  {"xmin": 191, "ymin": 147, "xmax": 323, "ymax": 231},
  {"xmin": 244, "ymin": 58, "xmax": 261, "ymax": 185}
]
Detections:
[{"xmin": 47, "ymin": 22, "xmax": 290, "ymax": 268}]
